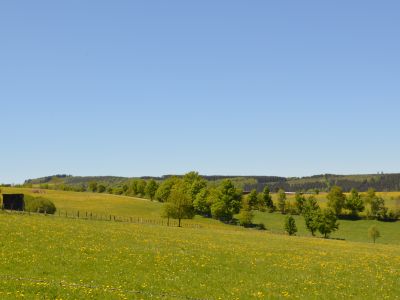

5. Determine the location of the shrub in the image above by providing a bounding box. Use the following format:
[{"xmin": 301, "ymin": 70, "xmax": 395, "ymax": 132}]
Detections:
[
  {"xmin": 238, "ymin": 209, "xmax": 254, "ymax": 227},
  {"xmin": 24, "ymin": 196, "xmax": 56, "ymax": 214},
  {"xmin": 256, "ymin": 223, "xmax": 266, "ymax": 230}
]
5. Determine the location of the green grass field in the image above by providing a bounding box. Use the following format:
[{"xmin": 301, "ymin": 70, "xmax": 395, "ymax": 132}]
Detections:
[
  {"xmin": 253, "ymin": 212, "xmax": 400, "ymax": 244},
  {"xmin": 0, "ymin": 213, "xmax": 399, "ymax": 299},
  {"xmin": 0, "ymin": 188, "xmax": 399, "ymax": 299}
]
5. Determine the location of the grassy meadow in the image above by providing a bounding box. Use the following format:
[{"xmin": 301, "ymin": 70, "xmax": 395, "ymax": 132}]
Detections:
[
  {"xmin": 0, "ymin": 213, "xmax": 399, "ymax": 299},
  {"xmin": 0, "ymin": 188, "xmax": 400, "ymax": 298}
]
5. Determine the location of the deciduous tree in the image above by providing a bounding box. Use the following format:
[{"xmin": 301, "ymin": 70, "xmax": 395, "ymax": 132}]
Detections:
[
  {"xmin": 327, "ymin": 186, "xmax": 346, "ymax": 215},
  {"xmin": 164, "ymin": 181, "xmax": 194, "ymax": 227},
  {"xmin": 345, "ymin": 188, "xmax": 364, "ymax": 217},
  {"xmin": 318, "ymin": 209, "xmax": 339, "ymax": 238},
  {"xmin": 284, "ymin": 215, "xmax": 297, "ymax": 236},
  {"xmin": 145, "ymin": 179, "xmax": 159, "ymax": 200},
  {"xmin": 262, "ymin": 186, "xmax": 274, "ymax": 212}
]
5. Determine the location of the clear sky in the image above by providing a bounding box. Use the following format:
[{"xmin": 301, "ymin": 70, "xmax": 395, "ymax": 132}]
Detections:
[{"xmin": 1, "ymin": 1, "xmax": 399, "ymax": 183}]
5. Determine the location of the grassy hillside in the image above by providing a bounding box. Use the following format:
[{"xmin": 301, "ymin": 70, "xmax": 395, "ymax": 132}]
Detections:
[
  {"xmin": 0, "ymin": 213, "xmax": 399, "ymax": 299},
  {"xmin": 2, "ymin": 188, "xmax": 400, "ymax": 244},
  {"xmin": 253, "ymin": 212, "xmax": 400, "ymax": 244},
  {"xmin": 2, "ymin": 187, "xmax": 163, "ymax": 218}
]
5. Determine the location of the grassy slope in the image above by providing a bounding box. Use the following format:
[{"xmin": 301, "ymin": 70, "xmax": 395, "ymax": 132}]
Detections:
[
  {"xmin": 0, "ymin": 213, "xmax": 399, "ymax": 299},
  {"xmin": 2, "ymin": 188, "xmax": 400, "ymax": 243},
  {"xmin": 253, "ymin": 212, "xmax": 400, "ymax": 244},
  {"xmin": 0, "ymin": 189, "xmax": 399, "ymax": 298},
  {"xmin": 2, "ymin": 188, "xmax": 164, "ymax": 218}
]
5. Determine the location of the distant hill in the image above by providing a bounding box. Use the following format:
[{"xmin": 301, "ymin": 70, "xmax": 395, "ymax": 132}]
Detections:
[{"xmin": 23, "ymin": 173, "xmax": 400, "ymax": 192}]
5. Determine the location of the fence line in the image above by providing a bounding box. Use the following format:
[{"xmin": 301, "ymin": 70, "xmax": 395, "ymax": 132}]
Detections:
[
  {"xmin": 0, "ymin": 208, "xmax": 203, "ymax": 229},
  {"xmin": 0, "ymin": 274, "xmax": 212, "ymax": 300}
]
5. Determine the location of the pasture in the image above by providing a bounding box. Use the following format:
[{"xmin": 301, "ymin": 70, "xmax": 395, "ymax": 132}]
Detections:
[
  {"xmin": 0, "ymin": 188, "xmax": 399, "ymax": 299},
  {"xmin": 0, "ymin": 213, "xmax": 399, "ymax": 299}
]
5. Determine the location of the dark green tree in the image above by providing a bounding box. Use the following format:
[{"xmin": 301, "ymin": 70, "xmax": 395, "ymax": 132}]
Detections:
[
  {"xmin": 262, "ymin": 186, "xmax": 274, "ymax": 212},
  {"xmin": 284, "ymin": 215, "xmax": 297, "ymax": 236},
  {"xmin": 302, "ymin": 196, "xmax": 321, "ymax": 236},
  {"xmin": 210, "ymin": 179, "xmax": 242, "ymax": 222},
  {"xmin": 318, "ymin": 209, "xmax": 339, "ymax": 238},
  {"xmin": 97, "ymin": 184, "xmax": 106, "ymax": 193}
]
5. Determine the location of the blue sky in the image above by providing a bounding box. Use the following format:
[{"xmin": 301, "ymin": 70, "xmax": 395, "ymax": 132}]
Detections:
[{"xmin": 1, "ymin": 1, "xmax": 399, "ymax": 183}]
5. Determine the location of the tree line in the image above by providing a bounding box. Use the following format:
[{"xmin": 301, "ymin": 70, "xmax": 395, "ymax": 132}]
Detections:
[{"xmin": 15, "ymin": 172, "xmax": 400, "ymax": 237}]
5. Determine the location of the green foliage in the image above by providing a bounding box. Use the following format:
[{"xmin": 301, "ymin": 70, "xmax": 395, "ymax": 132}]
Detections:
[
  {"xmin": 294, "ymin": 192, "xmax": 306, "ymax": 214},
  {"xmin": 370, "ymin": 197, "xmax": 388, "ymax": 220},
  {"xmin": 155, "ymin": 177, "xmax": 179, "ymax": 202},
  {"xmin": 364, "ymin": 188, "xmax": 377, "ymax": 205},
  {"xmin": 97, "ymin": 184, "xmax": 106, "ymax": 193},
  {"xmin": 39, "ymin": 183, "xmax": 49, "ymax": 189},
  {"xmin": 238, "ymin": 209, "xmax": 254, "ymax": 227},
  {"xmin": 368, "ymin": 226, "xmax": 381, "ymax": 243},
  {"xmin": 136, "ymin": 180, "xmax": 147, "ymax": 197},
  {"xmin": 24, "ymin": 196, "xmax": 56, "ymax": 214},
  {"xmin": 238, "ymin": 197, "xmax": 254, "ymax": 227},
  {"xmin": 363, "ymin": 188, "xmax": 388, "ymax": 219},
  {"xmin": 345, "ymin": 189, "xmax": 364, "ymax": 216},
  {"xmin": 193, "ymin": 188, "xmax": 211, "ymax": 216},
  {"xmin": 163, "ymin": 181, "xmax": 194, "ymax": 226},
  {"xmin": 327, "ymin": 186, "xmax": 346, "ymax": 215},
  {"xmin": 210, "ymin": 180, "xmax": 242, "ymax": 222},
  {"xmin": 262, "ymin": 186, "xmax": 274, "ymax": 212},
  {"xmin": 318, "ymin": 209, "xmax": 339, "ymax": 238},
  {"xmin": 88, "ymin": 181, "xmax": 98, "ymax": 193},
  {"xmin": 277, "ymin": 189, "xmax": 286, "ymax": 214},
  {"xmin": 183, "ymin": 171, "xmax": 207, "ymax": 201},
  {"xmin": 247, "ymin": 189, "xmax": 258, "ymax": 210},
  {"xmin": 302, "ymin": 196, "xmax": 321, "ymax": 236},
  {"xmin": 284, "ymin": 215, "xmax": 297, "ymax": 236},
  {"xmin": 145, "ymin": 179, "xmax": 159, "ymax": 200},
  {"xmin": 129, "ymin": 180, "xmax": 139, "ymax": 196}
]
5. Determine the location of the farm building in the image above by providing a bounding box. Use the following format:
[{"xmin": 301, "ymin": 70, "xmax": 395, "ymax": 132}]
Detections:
[{"xmin": 2, "ymin": 194, "xmax": 25, "ymax": 211}]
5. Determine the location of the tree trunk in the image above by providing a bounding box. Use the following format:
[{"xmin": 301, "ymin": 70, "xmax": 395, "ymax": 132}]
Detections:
[{"xmin": 178, "ymin": 218, "xmax": 181, "ymax": 227}]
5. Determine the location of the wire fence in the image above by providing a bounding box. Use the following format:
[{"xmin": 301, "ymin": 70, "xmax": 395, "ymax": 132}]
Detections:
[
  {"xmin": 0, "ymin": 274, "xmax": 212, "ymax": 300},
  {"xmin": 0, "ymin": 208, "xmax": 203, "ymax": 229}
]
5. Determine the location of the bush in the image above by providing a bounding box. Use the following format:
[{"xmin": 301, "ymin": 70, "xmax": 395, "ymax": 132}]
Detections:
[
  {"xmin": 238, "ymin": 209, "xmax": 254, "ymax": 227},
  {"xmin": 256, "ymin": 223, "xmax": 266, "ymax": 230},
  {"xmin": 24, "ymin": 196, "xmax": 56, "ymax": 214}
]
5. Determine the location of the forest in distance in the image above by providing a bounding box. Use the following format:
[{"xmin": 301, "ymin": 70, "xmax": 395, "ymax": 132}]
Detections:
[{"xmin": 20, "ymin": 172, "xmax": 400, "ymax": 194}]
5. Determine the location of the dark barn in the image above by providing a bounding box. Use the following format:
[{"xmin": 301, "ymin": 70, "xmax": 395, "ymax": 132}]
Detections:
[{"xmin": 2, "ymin": 194, "xmax": 25, "ymax": 211}]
